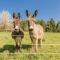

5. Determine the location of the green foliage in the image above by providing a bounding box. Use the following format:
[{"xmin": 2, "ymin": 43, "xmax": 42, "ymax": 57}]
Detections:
[
  {"xmin": 49, "ymin": 18, "xmax": 56, "ymax": 32},
  {"xmin": 46, "ymin": 18, "xmax": 56, "ymax": 32},
  {"xmin": 20, "ymin": 20, "xmax": 28, "ymax": 31},
  {"xmin": 39, "ymin": 19, "xmax": 46, "ymax": 30},
  {"xmin": 56, "ymin": 21, "xmax": 60, "ymax": 32},
  {"xmin": 0, "ymin": 17, "xmax": 60, "ymax": 32},
  {"xmin": 46, "ymin": 21, "xmax": 50, "ymax": 32}
]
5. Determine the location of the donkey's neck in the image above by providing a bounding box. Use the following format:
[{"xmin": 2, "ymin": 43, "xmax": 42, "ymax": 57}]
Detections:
[{"xmin": 33, "ymin": 23, "xmax": 37, "ymax": 30}]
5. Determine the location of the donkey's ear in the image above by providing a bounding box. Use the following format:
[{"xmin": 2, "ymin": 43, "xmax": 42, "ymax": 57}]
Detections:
[
  {"xmin": 13, "ymin": 12, "xmax": 16, "ymax": 18},
  {"xmin": 26, "ymin": 10, "xmax": 30, "ymax": 17},
  {"xmin": 32, "ymin": 10, "xmax": 38, "ymax": 17},
  {"xmin": 18, "ymin": 12, "xmax": 20, "ymax": 19}
]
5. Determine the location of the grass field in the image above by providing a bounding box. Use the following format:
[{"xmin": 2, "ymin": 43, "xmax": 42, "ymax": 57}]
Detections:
[{"xmin": 0, "ymin": 32, "xmax": 60, "ymax": 60}]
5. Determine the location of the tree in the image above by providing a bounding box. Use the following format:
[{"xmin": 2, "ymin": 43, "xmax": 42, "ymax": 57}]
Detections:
[
  {"xmin": 56, "ymin": 21, "xmax": 60, "ymax": 32},
  {"xmin": 1, "ymin": 11, "xmax": 12, "ymax": 31},
  {"xmin": 20, "ymin": 20, "xmax": 28, "ymax": 31},
  {"xmin": 46, "ymin": 21, "xmax": 50, "ymax": 32},
  {"xmin": 49, "ymin": 18, "xmax": 56, "ymax": 32},
  {"xmin": 39, "ymin": 19, "xmax": 46, "ymax": 31},
  {"xmin": 0, "ymin": 11, "xmax": 13, "ymax": 31}
]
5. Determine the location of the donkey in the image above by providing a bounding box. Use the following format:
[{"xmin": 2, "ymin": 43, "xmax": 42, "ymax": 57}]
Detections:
[
  {"xmin": 26, "ymin": 10, "xmax": 44, "ymax": 52},
  {"xmin": 12, "ymin": 12, "xmax": 24, "ymax": 52}
]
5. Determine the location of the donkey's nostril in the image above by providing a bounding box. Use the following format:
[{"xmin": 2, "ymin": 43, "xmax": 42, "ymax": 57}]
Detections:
[{"xmin": 29, "ymin": 29, "xmax": 33, "ymax": 31}]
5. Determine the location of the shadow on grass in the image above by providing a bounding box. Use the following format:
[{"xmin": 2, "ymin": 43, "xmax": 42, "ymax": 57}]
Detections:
[
  {"xmin": 0, "ymin": 44, "xmax": 32, "ymax": 53},
  {"xmin": 22, "ymin": 44, "xmax": 31, "ymax": 50},
  {"xmin": 0, "ymin": 45, "xmax": 16, "ymax": 53}
]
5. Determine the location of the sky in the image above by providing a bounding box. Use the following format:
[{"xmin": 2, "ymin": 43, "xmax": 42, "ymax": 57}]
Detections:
[{"xmin": 0, "ymin": 0, "xmax": 60, "ymax": 22}]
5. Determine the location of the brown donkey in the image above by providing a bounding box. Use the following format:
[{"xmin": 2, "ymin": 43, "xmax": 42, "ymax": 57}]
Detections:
[
  {"xmin": 26, "ymin": 10, "xmax": 44, "ymax": 52},
  {"xmin": 12, "ymin": 12, "xmax": 24, "ymax": 51}
]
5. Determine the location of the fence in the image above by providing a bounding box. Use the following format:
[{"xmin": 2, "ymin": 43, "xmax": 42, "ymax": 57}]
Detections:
[{"xmin": 0, "ymin": 31, "xmax": 60, "ymax": 60}]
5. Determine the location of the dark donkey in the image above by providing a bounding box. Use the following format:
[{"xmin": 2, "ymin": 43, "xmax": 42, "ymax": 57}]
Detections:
[
  {"xmin": 12, "ymin": 12, "xmax": 24, "ymax": 51},
  {"xmin": 26, "ymin": 10, "xmax": 44, "ymax": 52}
]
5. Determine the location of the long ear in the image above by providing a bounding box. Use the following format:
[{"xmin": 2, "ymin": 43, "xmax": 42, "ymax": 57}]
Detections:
[
  {"xmin": 18, "ymin": 12, "xmax": 20, "ymax": 19},
  {"xmin": 32, "ymin": 10, "xmax": 38, "ymax": 17},
  {"xmin": 13, "ymin": 12, "xmax": 16, "ymax": 18},
  {"xmin": 26, "ymin": 10, "xmax": 30, "ymax": 17}
]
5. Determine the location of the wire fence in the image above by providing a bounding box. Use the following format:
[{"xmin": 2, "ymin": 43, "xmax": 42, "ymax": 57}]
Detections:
[
  {"xmin": 0, "ymin": 52, "xmax": 60, "ymax": 55},
  {"xmin": 0, "ymin": 30, "xmax": 60, "ymax": 55}
]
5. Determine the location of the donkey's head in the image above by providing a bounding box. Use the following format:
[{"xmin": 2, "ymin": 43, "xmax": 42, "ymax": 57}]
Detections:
[
  {"xmin": 13, "ymin": 12, "xmax": 20, "ymax": 32},
  {"xmin": 26, "ymin": 10, "xmax": 38, "ymax": 31}
]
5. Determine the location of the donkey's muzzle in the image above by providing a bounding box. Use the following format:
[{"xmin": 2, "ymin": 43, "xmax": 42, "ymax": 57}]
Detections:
[
  {"xmin": 28, "ymin": 26, "xmax": 33, "ymax": 31},
  {"xmin": 12, "ymin": 29, "xmax": 24, "ymax": 39},
  {"xmin": 15, "ymin": 29, "xmax": 20, "ymax": 33}
]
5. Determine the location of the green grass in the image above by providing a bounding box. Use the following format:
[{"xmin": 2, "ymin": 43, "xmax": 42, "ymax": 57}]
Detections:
[{"xmin": 0, "ymin": 32, "xmax": 60, "ymax": 60}]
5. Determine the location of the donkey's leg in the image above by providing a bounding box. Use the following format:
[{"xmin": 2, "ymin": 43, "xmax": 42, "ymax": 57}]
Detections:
[
  {"xmin": 15, "ymin": 39, "xmax": 19, "ymax": 51},
  {"xmin": 18, "ymin": 37, "xmax": 22, "ymax": 52},
  {"xmin": 31, "ymin": 38, "xmax": 36, "ymax": 52},
  {"xmin": 38, "ymin": 39, "xmax": 42, "ymax": 48},
  {"xmin": 35, "ymin": 39, "xmax": 38, "ymax": 51},
  {"xmin": 32, "ymin": 38, "xmax": 38, "ymax": 52},
  {"xmin": 16, "ymin": 37, "xmax": 22, "ymax": 52},
  {"xmin": 38, "ymin": 39, "xmax": 41, "ymax": 48}
]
